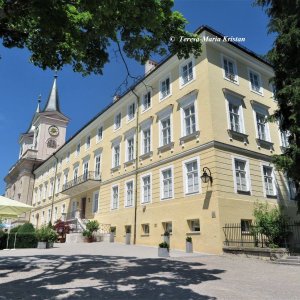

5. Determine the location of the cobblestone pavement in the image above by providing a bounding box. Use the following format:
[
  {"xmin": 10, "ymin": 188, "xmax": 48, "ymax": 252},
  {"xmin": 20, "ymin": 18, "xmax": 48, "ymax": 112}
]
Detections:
[{"xmin": 0, "ymin": 242, "xmax": 299, "ymax": 300}]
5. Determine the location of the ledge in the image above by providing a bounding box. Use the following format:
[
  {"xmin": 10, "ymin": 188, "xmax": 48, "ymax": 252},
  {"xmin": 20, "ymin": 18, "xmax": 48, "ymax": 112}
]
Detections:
[
  {"xmin": 158, "ymin": 142, "xmax": 174, "ymax": 153},
  {"xmin": 111, "ymin": 166, "xmax": 121, "ymax": 172},
  {"xmin": 139, "ymin": 151, "xmax": 153, "ymax": 160},
  {"xmin": 180, "ymin": 131, "xmax": 200, "ymax": 144},
  {"xmin": 256, "ymin": 138, "xmax": 274, "ymax": 150},
  {"xmin": 237, "ymin": 190, "xmax": 251, "ymax": 196},
  {"xmin": 141, "ymin": 234, "xmax": 150, "ymax": 237},
  {"xmin": 124, "ymin": 159, "xmax": 135, "ymax": 167},
  {"xmin": 227, "ymin": 130, "xmax": 248, "ymax": 144},
  {"xmin": 266, "ymin": 194, "xmax": 278, "ymax": 199},
  {"xmin": 186, "ymin": 232, "xmax": 201, "ymax": 236}
]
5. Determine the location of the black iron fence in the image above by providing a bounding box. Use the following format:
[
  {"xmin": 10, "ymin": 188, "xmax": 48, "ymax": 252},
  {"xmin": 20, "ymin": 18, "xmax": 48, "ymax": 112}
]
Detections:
[
  {"xmin": 62, "ymin": 171, "xmax": 100, "ymax": 191},
  {"xmin": 223, "ymin": 222, "xmax": 300, "ymax": 252}
]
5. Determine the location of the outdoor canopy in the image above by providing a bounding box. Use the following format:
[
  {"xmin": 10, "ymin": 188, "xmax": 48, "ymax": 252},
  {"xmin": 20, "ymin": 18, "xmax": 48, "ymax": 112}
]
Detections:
[{"xmin": 0, "ymin": 195, "xmax": 32, "ymax": 218}]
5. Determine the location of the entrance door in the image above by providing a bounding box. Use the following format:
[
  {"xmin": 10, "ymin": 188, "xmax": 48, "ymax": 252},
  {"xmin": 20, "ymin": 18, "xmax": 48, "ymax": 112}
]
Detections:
[{"xmin": 81, "ymin": 197, "xmax": 86, "ymax": 219}]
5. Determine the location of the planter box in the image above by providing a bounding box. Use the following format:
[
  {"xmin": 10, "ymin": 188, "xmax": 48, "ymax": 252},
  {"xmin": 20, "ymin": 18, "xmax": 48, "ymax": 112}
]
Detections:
[
  {"xmin": 48, "ymin": 242, "xmax": 54, "ymax": 248},
  {"xmin": 125, "ymin": 233, "xmax": 131, "ymax": 245},
  {"xmin": 186, "ymin": 242, "xmax": 193, "ymax": 253},
  {"xmin": 37, "ymin": 242, "xmax": 47, "ymax": 249},
  {"xmin": 109, "ymin": 233, "xmax": 115, "ymax": 243},
  {"xmin": 158, "ymin": 247, "xmax": 170, "ymax": 257}
]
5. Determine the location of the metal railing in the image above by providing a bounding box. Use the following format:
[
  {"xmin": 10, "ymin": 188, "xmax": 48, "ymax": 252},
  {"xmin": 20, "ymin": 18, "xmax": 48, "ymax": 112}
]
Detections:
[
  {"xmin": 62, "ymin": 171, "xmax": 100, "ymax": 192},
  {"xmin": 223, "ymin": 222, "xmax": 300, "ymax": 252}
]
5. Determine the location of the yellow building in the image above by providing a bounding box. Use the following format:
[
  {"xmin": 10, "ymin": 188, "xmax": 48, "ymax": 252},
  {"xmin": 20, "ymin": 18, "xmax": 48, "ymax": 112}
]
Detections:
[{"xmin": 24, "ymin": 26, "xmax": 299, "ymax": 254}]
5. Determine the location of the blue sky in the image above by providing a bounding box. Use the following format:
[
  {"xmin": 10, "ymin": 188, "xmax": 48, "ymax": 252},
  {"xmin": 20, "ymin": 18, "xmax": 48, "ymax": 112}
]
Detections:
[{"xmin": 0, "ymin": 0, "xmax": 274, "ymax": 194}]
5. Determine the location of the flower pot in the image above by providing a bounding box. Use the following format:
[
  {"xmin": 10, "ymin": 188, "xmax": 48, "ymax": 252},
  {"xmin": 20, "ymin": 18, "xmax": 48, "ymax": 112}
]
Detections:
[
  {"xmin": 47, "ymin": 242, "xmax": 54, "ymax": 248},
  {"xmin": 186, "ymin": 242, "xmax": 193, "ymax": 253},
  {"xmin": 158, "ymin": 247, "xmax": 169, "ymax": 257},
  {"xmin": 85, "ymin": 236, "xmax": 93, "ymax": 243},
  {"xmin": 125, "ymin": 233, "xmax": 131, "ymax": 245},
  {"xmin": 109, "ymin": 232, "xmax": 115, "ymax": 243},
  {"xmin": 37, "ymin": 242, "xmax": 47, "ymax": 249}
]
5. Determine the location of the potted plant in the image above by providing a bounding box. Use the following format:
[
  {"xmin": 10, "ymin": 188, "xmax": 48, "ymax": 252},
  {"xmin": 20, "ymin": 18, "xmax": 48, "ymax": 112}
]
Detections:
[
  {"xmin": 36, "ymin": 225, "xmax": 50, "ymax": 249},
  {"xmin": 125, "ymin": 227, "xmax": 131, "ymax": 245},
  {"xmin": 163, "ymin": 231, "xmax": 170, "ymax": 244},
  {"xmin": 83, "ymin": 229, "xmax": 93, "ymax": 243},
  {"xmin": 158, "ymin": 242, "xmax": 169, "ymax": 257},
  {"xmin": 82, "ymin": 220, "xmax": 99, "ymax": 243},
  {"xmin": 47, "ymin": 228, "xmax": 58, "ymax": 248},
  {"xmin": 186, "ymin": 236, "xmax": 193, "ymax": 253},
  {"xmin": 109, "ymin": 227, "xmax": 115, "ymax": 243}
]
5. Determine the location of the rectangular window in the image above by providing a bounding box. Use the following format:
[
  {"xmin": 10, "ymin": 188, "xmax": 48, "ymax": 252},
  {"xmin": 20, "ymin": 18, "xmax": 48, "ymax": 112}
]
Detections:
[
  {"xmin": 223, "ymin": 57, "xmax": 237, "ymax": 82},
  {"xmin": 127, "ymin": 137, "xmax": 134, "ymax": 161},
  {"xmin": 112, "ymin": 186, "xmax": 119, "ymax": 209},
  {"xmin": 163, "ymin": 221, "xmax": 172, "ymax": 234},
  {"xmin": 161, "ymin": 168, "xmax": 173, "ymax": 199},
  {"xmin": 229, "ymin": 103, "xmax": 241, "ymax": 132},
  {"xmin": 47, "ymin": 209, "xmax": 51, "ymax": 223},
  {"xmin": 73, "ymin": 167, "xmax": 78, "ymax": 183},
  {"xmin": 143, "ymin": 91, "xmax": 151, "ymax": 111},
  {"xmin": 127, "ymin": 103, "xmax": 135, "ymax": 121},
  {"xmin": 288, "ymin": 179, "xmax": 298, "ymax": 201},
  {"xmin": 181, "ymin": 61, "xmax": 193, "ymax": 85},
  {"xmin": 142, "ymin": 224, "xmax": 150, "ymax": 235},
  {"xmin": 86, "ymin": 136, "xmax": 91, "ymax": 149},
  {"xmin": 256, "ymin": 113, "xmax": 267, "ymax": 141},
  {"xmin": 93, "ymin": 192, "xmax": 99, "ymax": 213},
  {"xmin": 44, "ymin": 183, "xmax": 47, "ymax": 200},
  {"xmin": 241, "ymin": 219, "xmax": 252, "ymax": 233},
  {"xmin": 249, "ymin": 70, "xmax": 262, "ymax": 94},
  {"xmin": 97, "ymin": 126, "xmax": 103, "ymax": 142},
  {"xmin": 188, "ymin": 219, "xmax": 200, "ymax": 232},
  {"xmin": 83, "ymin": 161, "xmax": 89, "ymax": 180},
  {"xmin": 95, "ymin": 155, "xmax": 101, "ymax": 178},
  {"xmin": 160, "ymin": 77, "xmax": 170, "ymax": 99},
  {"xmin": 161, "ymin": 117, "xmax": 171, "ymax": 146},
  {"xmin": 113, "ymin": 145, "xmax": 120, "ymax": 167},
  {"xmin": 49, "ymin": 181, "xmax": 54, "ymax": 197},
  {"xmin": 71, "ymin": 201, "xmax": 77, "ymax": 218},
  {"xmin": 114, "ymin": 113, "xmax": 121, "ymax": 130},
  {"xmin": 184, "ymin": 104, "xmax": 196, "ymax": 135},
  {"xmin": 54, "ymin": 207, "xmax": 58, "ymax": 221},
  {"xmin": 63, "ymin": 172, "xmax": 68, "ymax": 188},
  {"xmin": 66, "ymin": 151, "xmax": 70, "ymax": 163},
  {"xmin": 281, "ymin": 131, "xmax": 289, "ymax": 148},
  {"xmin": 263, "ymin": 166, "xmax": 276, "ymax": 196},
  {"xmin": 142, "ymin": 175, "xmax": 151, "ymax": 204},
  {"xmin": 185, "ymin": 160, "xmax": 199, "ymax": 194},
  {"xmin": 234, "ymin": 159, "xmax": 249, "ymax": 192},
  {"xmin": 125, "ymin": 181, "xmax": 134, "ymax": 207},
  {"xmin": 76, "ymin": 143, "xmax": 81, "ymax": 156},
  {"xmin": 61, "ymin": 203, "xmax": 65, "ymax": 214},
  {"xmin": 142, "ymin": 128, "xmax": 151, "ymax": 154},
  {"xmin": 56, "ymin": 177, "xmax": 61, "ymax": 194}
]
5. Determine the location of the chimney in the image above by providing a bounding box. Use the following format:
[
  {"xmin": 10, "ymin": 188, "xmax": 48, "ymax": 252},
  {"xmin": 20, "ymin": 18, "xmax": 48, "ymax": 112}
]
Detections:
[{"xmin": 145, "ymin": 60, "xmax": 158, "ymax": 74}]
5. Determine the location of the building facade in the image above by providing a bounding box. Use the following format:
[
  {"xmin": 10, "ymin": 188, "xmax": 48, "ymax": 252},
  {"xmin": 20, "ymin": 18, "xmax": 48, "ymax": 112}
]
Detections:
[{"xmin": 9, "ymin": 26, "xmax": 299, "ymax": 253}]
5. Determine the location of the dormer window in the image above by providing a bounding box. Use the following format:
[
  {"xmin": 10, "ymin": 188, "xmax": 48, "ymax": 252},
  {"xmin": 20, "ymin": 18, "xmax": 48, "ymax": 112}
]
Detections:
[
  {"xmin": 222, "ymin": 55, "xmax": 238, "ymax": 83},
  {"xmin": 127, "ymin": 102, "xmax": 136, "ymax": 121},
  {"xmin": 47, "ymin": 139, "xmax": 57, "ymax": 149},
  {"xmin": 249, "ymin": 69, "xmax": 263, "ymax": 95},
  {"xmin": 114, "ymin": 113, "xmax": 122, "ymax": 130},
  {"xmin": 160, "ymin": 76, "xmax": 171, "ymax": 100}
]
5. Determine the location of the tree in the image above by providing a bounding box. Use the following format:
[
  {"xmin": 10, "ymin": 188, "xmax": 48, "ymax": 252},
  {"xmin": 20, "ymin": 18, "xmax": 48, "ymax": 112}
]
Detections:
[
  {"xmin": 255, "ymin": 0, "xmax": 300, "ymax": 205},
  {"xmin": 0, "ymin": 0, "xmax": 201, "ymax": 75}
]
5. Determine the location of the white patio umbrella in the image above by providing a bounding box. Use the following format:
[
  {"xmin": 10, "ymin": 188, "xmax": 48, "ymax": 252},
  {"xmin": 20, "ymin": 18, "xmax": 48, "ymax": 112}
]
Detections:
[{"xmin": 0, "ymin": 196, "xmax": 33, "ymax": 250}]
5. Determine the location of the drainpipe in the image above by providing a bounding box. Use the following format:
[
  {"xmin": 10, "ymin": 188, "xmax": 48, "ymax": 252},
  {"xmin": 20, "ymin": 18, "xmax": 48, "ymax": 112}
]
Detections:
[
  {"xmin": 50, "ymin": 153, "xmax": 59, "ymax": 223},
  {"xmin": 27, "ymin": 162, "xmax": 37, "ymax": 223},
  {"xmin": 131, "ymin": 88, "xmax": 140, "ymax": 245}
]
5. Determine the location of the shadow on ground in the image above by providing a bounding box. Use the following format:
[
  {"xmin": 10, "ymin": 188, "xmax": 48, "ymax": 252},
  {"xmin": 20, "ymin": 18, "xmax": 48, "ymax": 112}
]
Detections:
[{"xmin": 0, "ymin": 254, "xmax": 224, "ymax": 299}]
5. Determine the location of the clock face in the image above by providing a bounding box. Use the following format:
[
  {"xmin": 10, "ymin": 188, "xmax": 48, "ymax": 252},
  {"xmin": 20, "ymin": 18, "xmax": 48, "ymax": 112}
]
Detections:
[{"xmin": 49, "ymin": 125, "xmax": 59, "ymax": 136}]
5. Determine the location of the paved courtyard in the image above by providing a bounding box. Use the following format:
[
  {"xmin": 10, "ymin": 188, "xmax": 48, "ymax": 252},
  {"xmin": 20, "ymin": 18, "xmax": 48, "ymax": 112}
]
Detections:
[{"xmin": 0, "ymin": 242, "xmax": 299, "ymax": 300}]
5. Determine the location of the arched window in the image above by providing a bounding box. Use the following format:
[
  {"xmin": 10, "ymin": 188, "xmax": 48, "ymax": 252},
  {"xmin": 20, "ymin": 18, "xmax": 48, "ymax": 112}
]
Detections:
[{"xmin": 47, "ymin": 139, "xmax": 57, "ymax": 149}]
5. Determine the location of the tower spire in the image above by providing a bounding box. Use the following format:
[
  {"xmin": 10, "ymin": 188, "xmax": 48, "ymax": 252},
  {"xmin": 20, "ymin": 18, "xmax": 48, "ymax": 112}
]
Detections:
[
  {"xmin": 43, "ymin": 73, "xmax": 61, "ymax": 113},
  {"xmin": 36, "ymin": 94, "xmax": 41, "ymax": 113}
]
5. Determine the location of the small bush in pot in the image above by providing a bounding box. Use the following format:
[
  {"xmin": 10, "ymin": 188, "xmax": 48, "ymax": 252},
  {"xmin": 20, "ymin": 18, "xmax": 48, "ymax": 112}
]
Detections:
[
  {"xmin": 186, "ymin": 236, "xmax": 193, "ymax": 253},
  {"xmin": 158, "ymin": 242, "xmax": 169, "ymax": 257}
]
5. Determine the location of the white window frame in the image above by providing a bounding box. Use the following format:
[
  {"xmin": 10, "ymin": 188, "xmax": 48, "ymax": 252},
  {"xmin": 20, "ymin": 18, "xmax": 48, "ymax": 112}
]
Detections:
[
  {"xmin": 231, "ymin": 156, "xmax": 252, "ymax": 194},
  {"xmin": 56, "ymin": 176, "xmax": 61, "ymax": 194},
  {"xmin": 111, "ymin": 184, "xmax": 119, "ymax": 210},
  {"xmin": 125, "ymin": 134, "xmax": 135, "ymax": 162},
  {"xmin": 142, "ymin": 91, "xmax": 152, "ymax": 112},
  {"xmin": 140, "ymin": 118, "xmax": 152, "ymax": 155},
  {"xmin": 158, "ymin": 107, "xmax": 173, "ymax": 147},
  {"xmin": 92, "ymin": 191, "xmax": 99, "ymax": 213},
  {"xmin": 94, "ymin": 153, "xmax": 101, "ymax": 179},
  {"xmin": 225, "ymin": 92, "xmax": 245, "ymax": 134},
  {"xmin": 96, "ymin": 125, "xmax": 103, "ymax": 143},
  {"xmin": 182, "ymin": 156, "xmax": 201, "ymax": 195},
  {"xmin": 248, "ymin": 68, "xmax": 263, "ymax": 95},
  {"xmin": 83, "ymin": 160, "xmax": 89, "ymax": 180},
  {"xmin": 221, "ymin": 54, "xmax": 239, "ymax": 84},
  {"xmin": 127, "ymin": 101, "xmax": 136, "ymax": 122},
  {"xmin": 66, "ymin": 151, "xmax": 70, "ymax": 163},
  {"xmin": 287, "ymin": 177, "xmax": 298, "ymax": 201},
  {"xmin": 142, "ymin": 223, "xmax": 150, "ymax": 235},
  {"xmin": 141, "ymin": 173, "xmax": 152, "ymax": 204},
  {"xmin": 178, "ymin": 92, "xmax": 199, "ymax": 138},
  {"xmin": 252, "ymin": 105, "xmax": 271, "ymax": 142},
  {"xmin": 76, "ymin": 143, "xmax": 81, "ymax": 156},
  {"xmin": 124, "ymin": 179, "xmax": 134, "ymax": 208},
  {"xmin": 179, "ymin": 58, "xmax": 196, "ymax": 88},
  {"xmin": 160, "ymin": 165, "xmax": 174, "ymax": 200},
  {"xmin": 261, "ymin": 163, "xmax": 277, "ymax": 198},
  {"xmin": 85, "ymin": 135, "xmax": 91, "ymax": 150},
  {"xmin": 112, "ymin": 142, "xmax": 121, "ymax": 168},
  {"xmin": 187, "ymin": 219, "xmax": 200, "ymax": 232},
  {"xmin": 114, "ymin": 112, "xmax": 122, "ymax": 130},
  {"xmin": 73, "ymin": 166, "xmax": 79, "ymax": 183},
  {"xmin": 159, "ymin": 74, "xmax": 172, "ymax": 101}
]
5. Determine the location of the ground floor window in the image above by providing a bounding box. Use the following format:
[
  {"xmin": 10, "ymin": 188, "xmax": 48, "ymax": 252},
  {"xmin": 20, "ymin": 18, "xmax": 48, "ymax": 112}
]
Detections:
[
  {"xmin": 142, "ymin": 224, "xmax": 150, "ymax": 235},
  {"xmin": 162, "ymin": 221, "xmax": 172, "ymax": 234},
  {"xmin": 188, "ymin": 219, "xmax": 200, "ymax": 232},
  {"xmin": 241, "ymin": 219, "xmax": 252, "ymax": 233}
]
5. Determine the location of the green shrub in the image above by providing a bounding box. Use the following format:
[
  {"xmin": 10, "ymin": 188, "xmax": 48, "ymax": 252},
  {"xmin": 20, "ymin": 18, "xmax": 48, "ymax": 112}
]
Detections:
[
  {"xmin": 186, "ymin": 236, "xmax": 192, "ymax": 243},
  {"xmin": 18, "ymin": 223, "xmax": 35, "ymax": 233},
  {"xmin": 159, "ymin": 242, "xmax": 169, "ymax": 249},
  {"xmin": 0, "ymin": 232, "xmax": 37, "ymax": 249},
  {"xmin": 86, "ymin": 220, "xmax": 99, "ymax": 232},
  {"xmin": 10, "ymin": 225, "xmax": 21, "ymax": 233},
  {"xmin": 36, "ymin": 225, "xmax": 57, "ymax": 242}
]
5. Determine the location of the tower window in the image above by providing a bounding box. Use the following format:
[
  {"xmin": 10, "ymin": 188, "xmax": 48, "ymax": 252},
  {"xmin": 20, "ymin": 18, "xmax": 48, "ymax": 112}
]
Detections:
[{"xmin": 47, "ymin": 139, "xmax": 57, "ymax": 149}]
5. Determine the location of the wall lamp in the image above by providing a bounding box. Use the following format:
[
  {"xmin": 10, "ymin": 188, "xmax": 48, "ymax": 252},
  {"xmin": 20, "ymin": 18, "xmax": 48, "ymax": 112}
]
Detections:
[{"xmin": 201, "ymin": 167, "xmax": 213, "ymax": 184}]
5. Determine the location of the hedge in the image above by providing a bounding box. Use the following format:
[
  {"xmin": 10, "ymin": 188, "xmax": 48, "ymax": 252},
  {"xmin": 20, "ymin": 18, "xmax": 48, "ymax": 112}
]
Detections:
[{"xmin": 0, "ymin": 232, "xmax": 37, "ymax": 249}]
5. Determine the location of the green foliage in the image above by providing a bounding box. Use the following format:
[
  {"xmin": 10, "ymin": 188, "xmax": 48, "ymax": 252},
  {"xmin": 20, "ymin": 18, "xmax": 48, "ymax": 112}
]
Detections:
[
  {"xmin": 159, "ymin": 242, "xmax": 169, "ymax": 249},
  {"xmin": 252, "ymin": 202, "xmax": 289, "ymax": 247},
  {"xmin": 82, "ymin": 229, "xmax": 93, "ymax": 238},
  {"xmin": 10, "ymin": 225, "xmax": 21, "ymax": 233},
  {"xmin": 186, "ymin": 236, "xmax": 192, "ymax": 243},
  {"xmin": 0, "ymin": 232, "xmax": 37, "ymax": 249},
  {"xmin": 86, "ymin": 220, "xmax": 99, "ymax": 233},
  {"xmin": 18, "ymin": 222, "xmax": 35, "ymax": 233},
  {"xmin": 163, "ymin": 231, "xmax": 170, "ymax": 237},
  {"xmin": 255, "ymin": 0, "xmax": 300, "ymax": 209},
  {"xmin": 35, "ymin": 225, "xmax": 57, "ymax": 242},
  {"xmin": 0, "ymin": 0, "xmax": 201, "ymax": 75}
]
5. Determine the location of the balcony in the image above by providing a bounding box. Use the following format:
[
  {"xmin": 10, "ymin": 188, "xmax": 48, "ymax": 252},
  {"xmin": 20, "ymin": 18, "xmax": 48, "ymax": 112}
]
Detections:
[{"xmin": 61, "ymin": 171, "xmax": 101, "ymax": 196}]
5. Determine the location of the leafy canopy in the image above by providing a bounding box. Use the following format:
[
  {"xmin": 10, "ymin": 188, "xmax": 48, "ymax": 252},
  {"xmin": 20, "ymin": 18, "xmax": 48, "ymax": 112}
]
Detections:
[
  {"xmin": 255, "ymin": 0, "xmax": 300, "ymax": 203},
  {"xmin": 0, "ymin": 0, "xmax": 201, "ymax": 75}
]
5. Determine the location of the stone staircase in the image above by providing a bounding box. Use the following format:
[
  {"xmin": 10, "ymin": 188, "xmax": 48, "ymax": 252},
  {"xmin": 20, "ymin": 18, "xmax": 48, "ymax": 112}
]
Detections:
[{"xmin": 273, "ymin": 255, "xmax": 300, "ymax": 266}]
